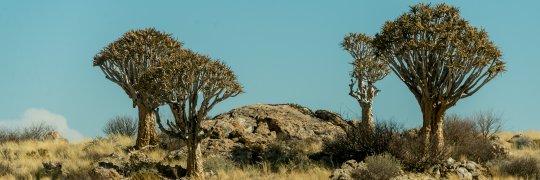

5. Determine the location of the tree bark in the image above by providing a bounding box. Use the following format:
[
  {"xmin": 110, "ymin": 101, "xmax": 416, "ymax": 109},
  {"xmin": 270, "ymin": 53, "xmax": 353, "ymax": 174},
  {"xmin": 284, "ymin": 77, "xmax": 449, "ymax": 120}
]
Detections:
[
  {"xmin": 419, "ymin": 101, "xmax": 446, "ymax": 154},
  {"xmin": 430, "ymin": 110, "xmax": 445, "ymax": 152},
  {"xmin": 187, "ymin": 138, "xmax": 204, "ymax": 179},
  {"xmin": 420, "ymin": 104, "xmax": 432, "ymax": 155},
  {"xmin": 360, "ymin": 102, "xmax": 375, "ymax": 130},
  {"xmin": 135, "ymin": 104, "xmax": 158, "ymax": 148}
]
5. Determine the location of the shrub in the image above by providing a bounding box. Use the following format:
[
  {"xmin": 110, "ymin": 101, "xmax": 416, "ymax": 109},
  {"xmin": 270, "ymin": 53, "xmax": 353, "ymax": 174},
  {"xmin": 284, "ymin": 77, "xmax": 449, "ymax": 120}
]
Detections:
[
  {"xmin": 474, "ymin": 110, "xmax": 502, "ymax": 141},
  {"xmin": 20, "ymin": 122, "xmax": 54, "ymax": 140},
  {"xmin": 389, "ymin": 128, "xmax": 449, "ymax": 171},
  {"xmin": 444, "ymin": 114, "xmax": 504, "ymax": 162},
  {"xmin": 513, "ymin": 136, "xmax": 533, "ymax": 149},
  {"xmin": 103, "ymin": 116, "xmax": 137, "ymax": 137},
  {"xmin": 0, "ymin": 161, "xmax": 13, "ymax": 176},
  {"xmin": 321, "ymin": 120, "xmax": 401, "ymax": 166},
  {"xmin": 500, "ymin": 156, "xmax": 540, "ymax": 179},
  {"xmin": 351, "ymin": 153, "xmax": 402, "ymax": 180},
  {"xmin": 444, "ymin": 114, "xmax": 477, "ymax": 146},
  {"xmin": 231, "ymin": 139, "xmax": 317, "ymax": 171},
  {"xmin": 0, "ymin": 129, "xmax": 20, "ymax": 143},
  {"xmin": 0, "ymin": 122, "xmax": 54, "ymax": 143}
]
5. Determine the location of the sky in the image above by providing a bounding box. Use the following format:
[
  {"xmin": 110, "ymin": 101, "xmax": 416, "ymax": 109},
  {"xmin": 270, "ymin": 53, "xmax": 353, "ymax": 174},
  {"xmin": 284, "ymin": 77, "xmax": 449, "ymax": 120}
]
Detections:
[{"xmin": 1, "ymin": 1, "xmax": 539, "ymax": 140}]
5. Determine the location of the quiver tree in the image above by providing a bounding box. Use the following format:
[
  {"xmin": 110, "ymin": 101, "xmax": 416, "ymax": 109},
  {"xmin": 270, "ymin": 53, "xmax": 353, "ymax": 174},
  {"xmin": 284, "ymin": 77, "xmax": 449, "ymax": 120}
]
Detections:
[
  {"xmin": 373, "ymin": 4, "xmax": 506, "ymax": 152},
  {"xmin": 341, "ymin": 33, "xmax": 390, "ymax": 129},
  {"xmin": 93, "ymin": 28, "xmax": 183, "ymax": 148},
  {"xmin": 143, "ymin": 50, "xmax": 243, "ymax": 179}
]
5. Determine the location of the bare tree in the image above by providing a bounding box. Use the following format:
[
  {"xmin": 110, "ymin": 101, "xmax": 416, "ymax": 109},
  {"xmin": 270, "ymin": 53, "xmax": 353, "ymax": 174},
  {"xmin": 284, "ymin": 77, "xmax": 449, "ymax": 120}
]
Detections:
[
  {"xmin": 143, "ymin": 50, "xmax": 243, "ymax": 179},
  {"xmin": 93, "ymin": 28, "xmax": 183, "ymax": 148},
  {"xmin": 341, "ymin": 33, "xmax": 390, "ymax": 129},
  {"xmin": 373, "ymin": 4, "xmax": 506, "ymax": 152},
  {"xmin": 475, "ymin": 110, "xmax": 502, "ymax": 140},
  {"xmin": 103, "ymin": 116, "xmax": 137, "ymax": 137}
]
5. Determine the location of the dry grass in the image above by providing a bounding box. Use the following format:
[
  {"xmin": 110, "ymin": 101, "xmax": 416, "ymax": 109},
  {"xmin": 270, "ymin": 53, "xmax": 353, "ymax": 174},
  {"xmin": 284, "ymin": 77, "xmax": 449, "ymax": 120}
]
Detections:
[
  {"xmin": 490, "ymin": 131, "xmax": 540, "ymax": 179},
  {"xmin": 9, "ymin": 131, "xmax": 540, "ymax": 179},
  {"xmin": 211, "ymin": 165, "xmax": 331, "ymax": 180},
  {"xmin": 0, "ymin": 135, "xmax": 132, "ymax": 179},
  {"xmin": 0, "ymin": 135, "xmax": 329, "ymax": 179}
]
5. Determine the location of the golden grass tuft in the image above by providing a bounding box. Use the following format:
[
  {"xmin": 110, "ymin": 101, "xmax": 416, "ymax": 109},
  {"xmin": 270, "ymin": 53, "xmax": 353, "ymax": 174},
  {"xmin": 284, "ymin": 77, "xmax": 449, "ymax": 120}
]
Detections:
[{"xmin": 0, "ymin": 135, "xmax": 134, "ymax": 179}]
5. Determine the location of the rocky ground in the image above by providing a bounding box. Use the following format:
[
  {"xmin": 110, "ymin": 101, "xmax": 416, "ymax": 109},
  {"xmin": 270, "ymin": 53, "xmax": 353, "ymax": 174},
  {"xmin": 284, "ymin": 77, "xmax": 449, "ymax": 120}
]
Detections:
[{"xmin": 2, "ymin": 103, "xmax": 525, "ymax": 179}]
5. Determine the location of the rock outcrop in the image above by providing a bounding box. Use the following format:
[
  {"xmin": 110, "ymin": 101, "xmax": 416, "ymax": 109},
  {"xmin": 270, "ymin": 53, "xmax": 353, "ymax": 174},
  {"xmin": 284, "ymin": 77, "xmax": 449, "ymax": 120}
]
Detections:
[
  {"xmin": 93, "ymin": 151, "xmax": 186, "ymax": 180},
  {"xmin": 200, "ymin": 104, "xmax": 347, "ymax": 157}
]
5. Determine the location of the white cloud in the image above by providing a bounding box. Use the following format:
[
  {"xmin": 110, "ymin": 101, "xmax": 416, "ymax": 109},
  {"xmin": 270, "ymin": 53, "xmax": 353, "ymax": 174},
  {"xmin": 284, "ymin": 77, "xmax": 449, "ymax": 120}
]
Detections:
[{"xmin": 0, "ymin": 108, "xmax": 85, "ymax": 143}]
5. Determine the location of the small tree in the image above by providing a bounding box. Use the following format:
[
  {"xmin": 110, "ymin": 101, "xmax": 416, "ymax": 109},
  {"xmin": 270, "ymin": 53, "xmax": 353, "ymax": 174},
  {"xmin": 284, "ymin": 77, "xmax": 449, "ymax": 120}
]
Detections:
[
  {"xmin": 373, "ymin": 4, "xmax": 505, "ymax": 152},
  {"xmin": 341, "ymin": 33, "xmax": 390, "ymax": 129},
  {"xmin": 475, "ymin": 110, "xmax": 502, "ymax": 140},
  {"xmin": 103, "ymin": 116, "xmax": 137, "ymax": 137},
  {"xmin": 144, "ymin": 50, "xmax": 242, "ymax": 179},
  {"xmin": 93, "ymin": 28, "xmax": 183, "ymax": 148}
]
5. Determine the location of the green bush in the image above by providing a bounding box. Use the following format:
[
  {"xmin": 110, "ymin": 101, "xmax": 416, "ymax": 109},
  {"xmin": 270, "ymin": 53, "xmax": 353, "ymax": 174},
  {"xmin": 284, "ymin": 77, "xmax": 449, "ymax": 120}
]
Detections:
[
  {"xmin": 351, "ymin": 153, "xmax": 402, "ymax": 180},
  {"xmin": 500, "ymin": 156, "xmax": 539, "ymax": 179}
]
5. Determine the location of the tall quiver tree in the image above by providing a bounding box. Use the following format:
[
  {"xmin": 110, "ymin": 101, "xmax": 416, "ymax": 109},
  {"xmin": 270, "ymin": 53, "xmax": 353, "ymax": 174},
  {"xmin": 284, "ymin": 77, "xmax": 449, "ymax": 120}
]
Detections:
[
  {"xmin": 145, "ymin": 50, "xmax": 243, "ymax": 179},
  {"xmin": 373, "ymin": 4, "xmax": 506, "ymax": 152},
  {"xmin": 341, "ymin": 33, "xmax": 390, "ymax": 130},
  {"xmin": 93, "ymin": 28, "xmax": 183, "ymax": 148}
]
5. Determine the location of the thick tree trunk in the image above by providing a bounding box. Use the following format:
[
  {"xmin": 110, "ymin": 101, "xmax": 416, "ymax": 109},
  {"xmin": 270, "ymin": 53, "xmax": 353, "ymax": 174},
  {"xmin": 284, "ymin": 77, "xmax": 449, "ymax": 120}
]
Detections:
[
  {"xmin": 135, "ymin": 104, "xmax": 158, "ymax": 148},
  {"xmin": 430, "ymin": 111, "xmax": 445, "ymax": 152},
  {"xmin": 419, "ymin": 101, "xmax": 446, "ymax": 154},
  {"xmin": 187, "ymin": 138, "xmax": 204, "ymax": 179},
  {"xmin": 360, "ymin": 102, "xmax": 375, "ymax": 130}
]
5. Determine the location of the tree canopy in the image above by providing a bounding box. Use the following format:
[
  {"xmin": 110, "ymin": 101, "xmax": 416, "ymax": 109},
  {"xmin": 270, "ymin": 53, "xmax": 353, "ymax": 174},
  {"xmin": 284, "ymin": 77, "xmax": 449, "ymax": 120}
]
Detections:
[{"xmin": 372, "ymin": 3, "xmax": 506, "ymax": 151}]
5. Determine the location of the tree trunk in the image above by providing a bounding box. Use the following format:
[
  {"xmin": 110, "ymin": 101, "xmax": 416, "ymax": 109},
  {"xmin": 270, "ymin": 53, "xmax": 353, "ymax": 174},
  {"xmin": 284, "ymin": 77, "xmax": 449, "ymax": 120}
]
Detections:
[
  {"xmin": 430, "ymin": 110, "xmax": 445, "ymax": 152},
  {"xmin": 187, "ymin": 138, "xmax": 204, "ymax": 179},
  {"xmin": 135, "ymin": 104, "xmax": 158, "ymax": 148},
  {"xmin": 419, "ymin": 101, "xmax": 446, "ymax": 154},
  {"xmin": 360, "ymin": 102, "xmax": 375, "ymax": 130},
  {"xmin": 420, "ymin": 105, "xmax": 432, "ymax": 155}
]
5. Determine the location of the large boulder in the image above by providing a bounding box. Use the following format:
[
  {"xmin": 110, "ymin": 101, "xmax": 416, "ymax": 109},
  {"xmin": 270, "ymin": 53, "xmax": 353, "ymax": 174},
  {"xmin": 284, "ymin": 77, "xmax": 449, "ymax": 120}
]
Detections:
[{"xmin": 202, "ymin": 104, "xmax": 347, "ymax": 156}]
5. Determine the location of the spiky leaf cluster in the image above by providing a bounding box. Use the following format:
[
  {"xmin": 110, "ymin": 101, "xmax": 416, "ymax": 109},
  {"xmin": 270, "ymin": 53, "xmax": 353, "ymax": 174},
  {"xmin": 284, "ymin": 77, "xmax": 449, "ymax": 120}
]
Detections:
[
  {"xmin": 148, "ymin": 50, "xmax": 243, "ymax": 140},
  {"xmin": 373, "ymin": 3, "xmax": 505, "ymax": 107},
  {"xmin": 93, "ymin": 28, "xmax": 183, "ymax": 108},
  {"xmin": 342, "ymin": 33, "xmax": 390, "ymax": 84},
  {"xmin": 341, "ymin": 33, "xmax": 390, "ymax": 105}
]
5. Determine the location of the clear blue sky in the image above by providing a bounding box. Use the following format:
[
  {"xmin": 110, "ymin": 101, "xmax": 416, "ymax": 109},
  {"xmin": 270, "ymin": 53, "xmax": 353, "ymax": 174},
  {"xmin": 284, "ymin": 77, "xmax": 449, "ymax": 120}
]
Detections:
[{"xmin": 1, "ymin": 1, "xmax": 539, "ymax": 138}]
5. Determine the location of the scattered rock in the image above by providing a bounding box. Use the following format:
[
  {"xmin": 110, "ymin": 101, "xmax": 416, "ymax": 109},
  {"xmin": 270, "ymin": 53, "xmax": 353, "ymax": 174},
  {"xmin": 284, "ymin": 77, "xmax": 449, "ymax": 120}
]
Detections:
[
  {"xmin": 428, "ymin": 158, "xmax": 489, "ymax": 179},
  {"xmin": 95, "ymin": 152, "xmax": 187, "ymax": 179},
  {"xmin": 490, "ymin": 141, "xmax": 509, "ymax": 159},
  {"xmin": 44, "ymin": 131, "xmax": 68, "ymax": 142},
  {"xmin": 456, "ymin": 167, "xmax": 472, "ymax": 180},
  {"xmin": 37, "ymin": 161, "xmax": 64, "ymax": 179},
  {"xmin": 329, "ymin": 160, "xmax": 367, "ymax": 180}
]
